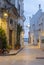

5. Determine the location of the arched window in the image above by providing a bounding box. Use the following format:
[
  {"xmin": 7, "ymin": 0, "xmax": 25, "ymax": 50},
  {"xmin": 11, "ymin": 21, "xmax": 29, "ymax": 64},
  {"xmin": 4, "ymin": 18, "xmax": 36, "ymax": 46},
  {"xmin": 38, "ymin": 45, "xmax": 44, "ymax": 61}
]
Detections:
[{"xmin": 10, "ymin": 19, "xmax": 13, "ymax": 25}]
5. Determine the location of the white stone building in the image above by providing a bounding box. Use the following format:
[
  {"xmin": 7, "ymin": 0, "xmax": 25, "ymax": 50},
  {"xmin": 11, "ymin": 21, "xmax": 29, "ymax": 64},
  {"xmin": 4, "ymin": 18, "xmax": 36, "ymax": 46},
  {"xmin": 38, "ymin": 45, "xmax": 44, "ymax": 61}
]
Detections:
[{"xmin": 30, "ymin": 5, "xmax": 44, "ymax": 49}]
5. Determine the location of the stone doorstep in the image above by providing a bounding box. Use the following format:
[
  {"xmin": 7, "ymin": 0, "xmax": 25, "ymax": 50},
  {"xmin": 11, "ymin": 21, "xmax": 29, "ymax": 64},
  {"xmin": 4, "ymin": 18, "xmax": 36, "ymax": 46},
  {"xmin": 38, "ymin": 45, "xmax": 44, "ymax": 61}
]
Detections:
[
  {"xmin": 8, "ymin": 47, "xmax": 23, "ymax": 55},
  {"xmin": 9, "ymin": 50, "xmax": 19, "ymax": 54}
]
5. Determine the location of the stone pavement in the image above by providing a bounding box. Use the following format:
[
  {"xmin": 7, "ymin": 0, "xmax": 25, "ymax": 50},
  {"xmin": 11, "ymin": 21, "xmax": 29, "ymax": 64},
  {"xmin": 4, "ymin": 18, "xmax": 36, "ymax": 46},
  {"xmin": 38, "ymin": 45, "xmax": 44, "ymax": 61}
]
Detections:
[{"xmin": 0, "ymin": 45, "xmax": 44, "ymax": 65}]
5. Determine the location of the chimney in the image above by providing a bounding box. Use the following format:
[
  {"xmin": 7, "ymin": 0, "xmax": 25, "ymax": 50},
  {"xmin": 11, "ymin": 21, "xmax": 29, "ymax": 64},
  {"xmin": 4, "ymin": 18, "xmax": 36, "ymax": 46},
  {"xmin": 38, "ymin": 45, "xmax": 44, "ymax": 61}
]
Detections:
[{"xmin": 39, "ymin": 4, "xmax": 41, "ymax": 10}]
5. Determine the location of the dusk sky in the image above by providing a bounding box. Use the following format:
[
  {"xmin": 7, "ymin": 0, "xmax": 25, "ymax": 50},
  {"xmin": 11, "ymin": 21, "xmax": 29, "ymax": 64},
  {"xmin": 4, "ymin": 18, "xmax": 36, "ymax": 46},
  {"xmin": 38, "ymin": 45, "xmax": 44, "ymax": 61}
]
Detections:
[{"xmin": 24, "ymin": 0, "xmax": 44, "ymax": 38}]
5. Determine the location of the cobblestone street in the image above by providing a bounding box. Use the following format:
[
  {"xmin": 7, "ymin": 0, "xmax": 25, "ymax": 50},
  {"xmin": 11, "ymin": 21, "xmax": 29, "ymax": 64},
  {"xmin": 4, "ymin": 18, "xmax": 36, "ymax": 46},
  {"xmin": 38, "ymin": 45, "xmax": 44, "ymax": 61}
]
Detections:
[{"xmin": 0, "ymin": 44, "xmax": 44, "ymax": 65}]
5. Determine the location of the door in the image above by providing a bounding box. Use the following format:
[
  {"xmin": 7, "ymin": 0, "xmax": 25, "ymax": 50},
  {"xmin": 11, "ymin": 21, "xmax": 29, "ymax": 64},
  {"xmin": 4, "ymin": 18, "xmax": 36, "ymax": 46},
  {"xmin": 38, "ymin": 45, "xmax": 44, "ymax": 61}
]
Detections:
[
  {"xmin": 9, "ymin": 30, "xmax": 12, "ymax": 46},
  {"xmin": 0, "ymin": 38, "xmax": 2, "ymax": 49}
]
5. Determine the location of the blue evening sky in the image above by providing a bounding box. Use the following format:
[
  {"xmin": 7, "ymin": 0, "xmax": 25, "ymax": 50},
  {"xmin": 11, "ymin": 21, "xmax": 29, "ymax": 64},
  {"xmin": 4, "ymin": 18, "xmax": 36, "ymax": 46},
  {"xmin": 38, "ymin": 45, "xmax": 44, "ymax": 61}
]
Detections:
[{"xmin": 24, "ymin": 0, "xmax": 44, "ymax": 38}]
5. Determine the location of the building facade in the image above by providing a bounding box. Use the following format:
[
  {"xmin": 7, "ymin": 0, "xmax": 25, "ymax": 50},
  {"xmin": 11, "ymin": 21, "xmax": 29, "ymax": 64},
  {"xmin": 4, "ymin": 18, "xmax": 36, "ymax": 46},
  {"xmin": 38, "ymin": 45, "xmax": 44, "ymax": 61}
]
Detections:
[
  {"xmin": 0, "ymin": 0, "xmax": 25, "ymax": 49},
  {"xmin": 29, "ymin": 5, "xmax": 44, "ymax": 48},
  {"xmin": 18, "ymin": 0, "xmax": 25, "ymax": 47},
  {"xmin": 0, "ymin": 0, "xmax": 20, "ymax": 49}
]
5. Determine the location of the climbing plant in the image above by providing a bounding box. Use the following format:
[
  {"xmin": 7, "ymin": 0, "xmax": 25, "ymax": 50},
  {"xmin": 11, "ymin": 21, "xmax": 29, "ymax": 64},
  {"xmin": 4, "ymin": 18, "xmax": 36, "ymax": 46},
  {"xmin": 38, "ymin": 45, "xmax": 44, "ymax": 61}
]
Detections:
[
  {"xmin": 15, "ymin": 24, "xmax": 23, "ymax": 49},
  {"xmin": 0, "ymin": 27, "xmax": 7, "ymax": 49}
]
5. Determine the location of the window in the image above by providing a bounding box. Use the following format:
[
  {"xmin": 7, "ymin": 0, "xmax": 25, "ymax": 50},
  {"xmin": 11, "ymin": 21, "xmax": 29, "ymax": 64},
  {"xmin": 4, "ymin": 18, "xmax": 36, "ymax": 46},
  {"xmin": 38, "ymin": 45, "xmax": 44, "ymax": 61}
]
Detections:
[
  {"xmin": 41, "ymin": 39, "xmax": 44, "ymax": 43},
  {"xmin": 42, "ymin": 18, "xmax": 43, "ymax": 21},
  {"xmin": 33, "ymin": 24, "xmax": 35, "ymax": 26},
  {"xmin": 38, "ymin": 28, "xmax": 41, "ymax": 31},
  {"xmin": 10, "ymin": 19, "xmax": 13, "ymax": 25}
]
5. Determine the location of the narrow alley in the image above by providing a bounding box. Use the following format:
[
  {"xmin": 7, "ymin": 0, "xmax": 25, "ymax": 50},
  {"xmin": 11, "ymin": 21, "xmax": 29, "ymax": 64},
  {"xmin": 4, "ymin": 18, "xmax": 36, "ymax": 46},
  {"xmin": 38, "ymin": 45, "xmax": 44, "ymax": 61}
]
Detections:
[
  {"xmin": 0, "ymin": 0, "xmax": 44, "ymax": 65},
  {"xmin": 0, "ymin": 43, "xmax": 44, "ymax": 65}
]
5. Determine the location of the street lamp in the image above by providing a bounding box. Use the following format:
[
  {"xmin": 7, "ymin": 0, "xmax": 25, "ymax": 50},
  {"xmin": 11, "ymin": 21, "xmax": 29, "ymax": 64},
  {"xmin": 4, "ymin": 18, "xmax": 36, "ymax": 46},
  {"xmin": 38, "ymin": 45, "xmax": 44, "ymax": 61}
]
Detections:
[
  {"xmin": 2, "ymin": 11, "xmax": 8, "ymax": 18},
  {"xmin": 3, "ymin": 12, "xmax": 8, "ymax": 18}
]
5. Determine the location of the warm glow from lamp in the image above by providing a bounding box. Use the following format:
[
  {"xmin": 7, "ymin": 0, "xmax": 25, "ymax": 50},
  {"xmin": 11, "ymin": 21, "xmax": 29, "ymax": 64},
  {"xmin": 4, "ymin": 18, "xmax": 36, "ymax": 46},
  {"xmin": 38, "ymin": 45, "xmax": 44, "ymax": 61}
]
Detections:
[{"xmin": 3, "ymin": 12, "xmax": 8, "ymax": 18}]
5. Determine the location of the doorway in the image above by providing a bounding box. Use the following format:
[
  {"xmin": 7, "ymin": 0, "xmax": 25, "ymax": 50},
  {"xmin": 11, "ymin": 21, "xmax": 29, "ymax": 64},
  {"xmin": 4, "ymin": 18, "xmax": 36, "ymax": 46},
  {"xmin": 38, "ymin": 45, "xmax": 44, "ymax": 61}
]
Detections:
[{"xmin": 9, "ymin": 30, "xmax": 12, "ymax": 47}]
